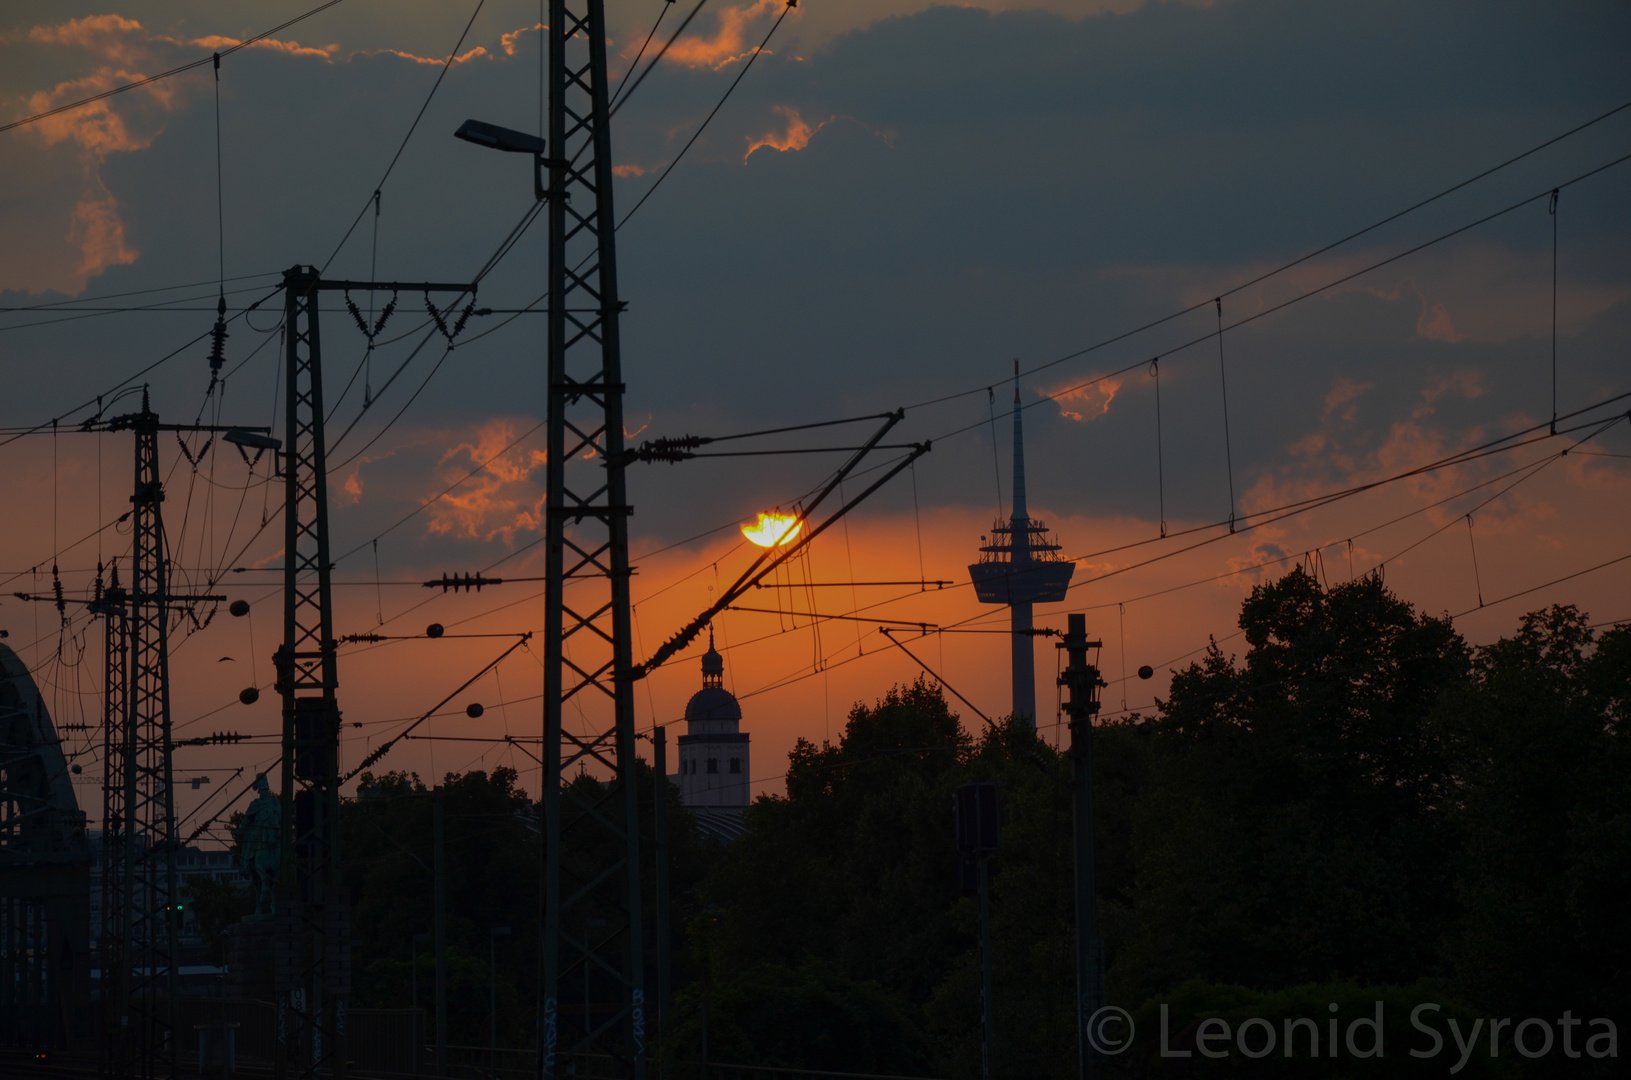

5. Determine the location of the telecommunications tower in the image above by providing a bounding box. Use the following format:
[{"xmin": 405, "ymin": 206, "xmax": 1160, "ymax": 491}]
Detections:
[{"xmin": 968, "ymin": 376, "xmax": 1074, "ymax": 728}]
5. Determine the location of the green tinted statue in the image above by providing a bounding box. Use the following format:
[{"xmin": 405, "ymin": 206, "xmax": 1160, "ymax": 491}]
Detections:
[{"xmin": 234, "ymin": 773, "xmax": 281, "ymax": 916}]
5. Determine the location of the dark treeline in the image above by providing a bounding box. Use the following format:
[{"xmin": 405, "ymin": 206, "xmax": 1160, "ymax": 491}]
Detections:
[
  {"xmin": 673, "ymin": 569, "xmax": 1630, "ymax": 1078},
  {"xmin": 187, "ymin": 568, "xmax": 1630, "ymax": 1076}
]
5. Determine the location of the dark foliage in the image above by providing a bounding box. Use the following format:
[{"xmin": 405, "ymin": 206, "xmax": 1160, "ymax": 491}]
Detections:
[
  {"xmin": 680, "ymin": 569, "xmax": 1630, "ymax": 1078},
  {"xmin": 335, "ymin": 759, "xmax": 714, "ymax": 1051}
]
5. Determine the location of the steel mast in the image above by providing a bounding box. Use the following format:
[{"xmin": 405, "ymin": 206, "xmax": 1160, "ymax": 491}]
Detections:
[
  {"xmin": 539, "ymin": 0, "xmax": 645, "ymax": 1074},
  {"xmin": 276, "ymin": 266, "xmax": 349, "ymax": 1080},
  {"xmin": 96, "ymin": 394, "xmax": 233, "ymax": 1079}
]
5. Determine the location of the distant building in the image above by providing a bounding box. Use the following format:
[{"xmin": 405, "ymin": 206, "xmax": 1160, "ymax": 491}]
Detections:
[{"xmin": 674, "ymin": 633, "xmax": 749, "ymax": 841}]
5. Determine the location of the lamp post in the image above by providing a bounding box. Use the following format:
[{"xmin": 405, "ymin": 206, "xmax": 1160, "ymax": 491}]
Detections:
[
  {"xmin": 454, "ymin": 119, "xmax": 561, "ymax": 201},
  {"xmin": 490, "ymin": 925, "xmax": 512, "ymax": 1073}
]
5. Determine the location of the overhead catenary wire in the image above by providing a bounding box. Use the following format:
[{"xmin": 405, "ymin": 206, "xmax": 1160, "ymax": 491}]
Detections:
[
  {"xmin": 609, "ymin": 0, "xmax": 679, "ymax": 113},
  {"xmin": 1465, "ymin": 514, "xmax": 1485, "ymax": 609},
  {"xmin": 0, "ymin": 0, "xmax": 350, "ymax": 135},
  {"xmin": 1150, "ymin": 358, "xmax": 1166, "ymax": 537},
  {"xmin": 918, "ymin": 150, "xmax": 1631, "ymax": 465},
  {"xmin": 615, "ymin": 0, "xmax": 795, "ymax": 232},
  {"xmin": 0, "ymin": 286, "xmax": 283, "ymax": 450},
  {"xmin": 609, "ymin": 0, "xmax": 711, "ymax": 117},
  {"xmin": 25, "ymin": 86, "xmax": 1631, "ymax": 786},
  {"xmin": 322, "ymin": 0, "xmax": 489, "ymax": 271},
  {"xmin": 1550, "ymin": 187, "xmax": 1560, "ymax": 434},
  {"xmin": 903, "ymin": 97, "xmax": 1631, "ymax": 412},
  {"xmin": 928, "ymin": 408, "xmax": 1627, "ymax": 641},
  {"xmin": 1214, "ymin": 298, "xmax": 1237, "ymax": 532},
  {"xmin": 1452, "ymin": 550, "xmax": 1631, "ymax": 622}
]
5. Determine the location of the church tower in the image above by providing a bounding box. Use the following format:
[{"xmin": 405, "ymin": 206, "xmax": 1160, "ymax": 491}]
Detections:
[{"xmin": 676, "ymin": 631, "xmax": 750, "ymax": 836}]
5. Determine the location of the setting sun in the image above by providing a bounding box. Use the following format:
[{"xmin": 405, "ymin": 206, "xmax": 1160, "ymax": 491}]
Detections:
[{"xmin": 741, "ymin": 511, "xmax": 802, "ymax": 547}]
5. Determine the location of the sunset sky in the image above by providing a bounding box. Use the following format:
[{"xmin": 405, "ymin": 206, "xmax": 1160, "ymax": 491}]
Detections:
[{"xmin": 3, "ymin": 0, "xmax": 1629, "ymax": 838}]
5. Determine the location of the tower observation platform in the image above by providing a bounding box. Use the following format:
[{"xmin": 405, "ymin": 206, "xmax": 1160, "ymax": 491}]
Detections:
[{"xmin": 967, "ymin": 382, "xmax": 1075, "ymax": 728}]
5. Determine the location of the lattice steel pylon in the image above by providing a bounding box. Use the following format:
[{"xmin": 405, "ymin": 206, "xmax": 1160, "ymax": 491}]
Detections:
[
  {"xmin": 539, "ymin": 0, "xmax": 646, "ymax": 1075},
  {"xmin": 95, "ymin": 561, "xmax": 129, "ymax": 1078},
  {"xmin": 102, "ymin": 394, "xmax": 182, "ymax": 1080},
  {"xmin": 275, "ymin": 266, "xmax": 350, "ymax": 1079}
]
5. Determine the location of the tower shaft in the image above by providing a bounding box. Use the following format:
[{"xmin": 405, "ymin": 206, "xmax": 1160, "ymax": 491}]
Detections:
[
  {"xmin": 96, "ymin": 399, "xmax": 179, "ymax": 1080},
  {"xmin": 97, "ymin": 565, "xmax": 128, "ymax": 1079},
  {"xmin": 1007, "ymin": 387, "xmax": 1036, "ymax": 728},
  {"xmin": 277, "ymin": 267, "xmax": 348, "ymax": 1079},
  {"xmin": 539, "ymin": 0, "xmax": 645, "ymax": 1075},
  {"xmin": 1011, "ymin": 601, "xmax": 1036, "ymax": 726}
]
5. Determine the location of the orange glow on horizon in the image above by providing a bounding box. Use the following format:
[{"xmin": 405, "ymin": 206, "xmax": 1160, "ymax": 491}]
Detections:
[{"xmin": 742, "ymin": 511, "xmax": 801, "ymax": 547}]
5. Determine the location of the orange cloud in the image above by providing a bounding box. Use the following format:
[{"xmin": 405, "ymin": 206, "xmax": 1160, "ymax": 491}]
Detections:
[
  {"xmin": 1322, "ymin": 377, "xmax": 1371, "ymax": 423},
  {"xmin": 68, "ymin": 188, "xmax": 138, "ymax": 277},
  {"xmin": 26, "ymin": 68, "xmax": 175, "ymax": 154},
  {"xmin": 11, "ymin": 13, "xmax": 490, "ymax": 290},
  {"xmin": 666, "ymin": 0, "xmax": 785, "ymax": 69},
  {"xmin": 24, "ymin": 14, "xmax": 149, "ymax": 62},
  {"xmin": 189, "ymin": 34, "xmax": 338, "ymax": 60},
  {"xmin": 612, "ymin": 163, "xmax": 649, "ymax": 177},
  {"xmin": 425, "ymin": 420, "xmax": 550, "ymax": 544},
  {"xmin": 21, "ymin": 66, "xmax": 180, "ymax": 286},
  {"xmin": 1416, "ymin": 300, "xmax": 1463, "ymax": 343},
  {"xmin": 1044, "ymin": 376, "xmax": 1122, "ymax": 422},
  {"xmin": 1413, "ymin": 370, "xmax": 1484, "ymax": 419},
  {"xmin": 501, "ymin": 24, "xmax": 546, "ymax": 56},
  {"xmin": 354, "ymin": 45, "xmax": 489, "ymax": 66},
  {"xmin": 745, "ymin": 105, "xmax": 821, "ymax": 160}
]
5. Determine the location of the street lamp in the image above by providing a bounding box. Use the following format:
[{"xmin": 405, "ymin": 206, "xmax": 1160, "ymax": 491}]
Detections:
[
  {"xmin": 454, "ymin": 119, "xmax": 559, "ymax": 201},
  {"xmin": 489, "ymin": 925, "xmax": 512, "ymax": 1071}
]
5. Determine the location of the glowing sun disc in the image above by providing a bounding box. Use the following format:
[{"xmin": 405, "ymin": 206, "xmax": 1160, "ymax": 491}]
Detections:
[{"xmin": 742, "ymin": 511, "xmax": 801, "ymax": 548}]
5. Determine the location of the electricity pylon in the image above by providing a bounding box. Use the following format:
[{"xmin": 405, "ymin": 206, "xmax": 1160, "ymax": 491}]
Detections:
[
  {"xmin": 274, "ymin": 267, "xmax": 471, "ymax": 1078},
  {"xmin": 1058, "ymin": 614, "xmax": 1106, "ymax": 1079},
  {"xmin": 92, "ymin": 393, "xmax": 232, "ymax": 1079},
  {"xmin": 276, "ymin": 266, "xmax": 349, "ymax": 1079},
  {"xmin": 539, "ymin": 0, "xmax": 646, "ymax": 1074},
  {"xmin": 94, "ymin": 563, "xmax": 128, "ymax": 1080}
]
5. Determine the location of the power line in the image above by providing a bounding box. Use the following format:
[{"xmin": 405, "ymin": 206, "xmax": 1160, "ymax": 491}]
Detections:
[
  {"xmin": 322, "ymin": 0, "xmax": 489, "ymax": 271},
  {"xmin": 0, "ymin": 0, "xmax": 351, "ymax": 135},
  {"xmin": 616, "ymin": 0, "xmax": 796, "ymax": 231},
  {"xmin": 609, "ymin": 0, "xmax": 711, "ymax": 117},
  {"xmin": 0, "ymin": 273, "xmax": 280, "ymax": 314},
  {"xmin": 1452, "ymin": 551, "xmax": 1631, "ymax": 622},
  {"xmin": 904, "ymin": 96, "xmax": 1631, "ymax": 411},
  {"xmin": 0, "ymin": 287, "xmax": 283, "ymax": 450}
]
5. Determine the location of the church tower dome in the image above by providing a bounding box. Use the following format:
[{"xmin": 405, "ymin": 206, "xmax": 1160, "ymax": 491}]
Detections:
[
  {"xmin": 683, "ymin": 637, "xmax": 741, "ymax": 731},
  {"xmin": 676, "ymin": 629, "xmax": 750, "ymax": 821}
]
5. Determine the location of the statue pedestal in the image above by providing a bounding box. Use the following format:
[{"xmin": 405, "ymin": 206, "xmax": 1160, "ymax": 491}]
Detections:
[{"xmin": 223, "ymin": 916, "xmax": 300, "ymax": 1001}]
